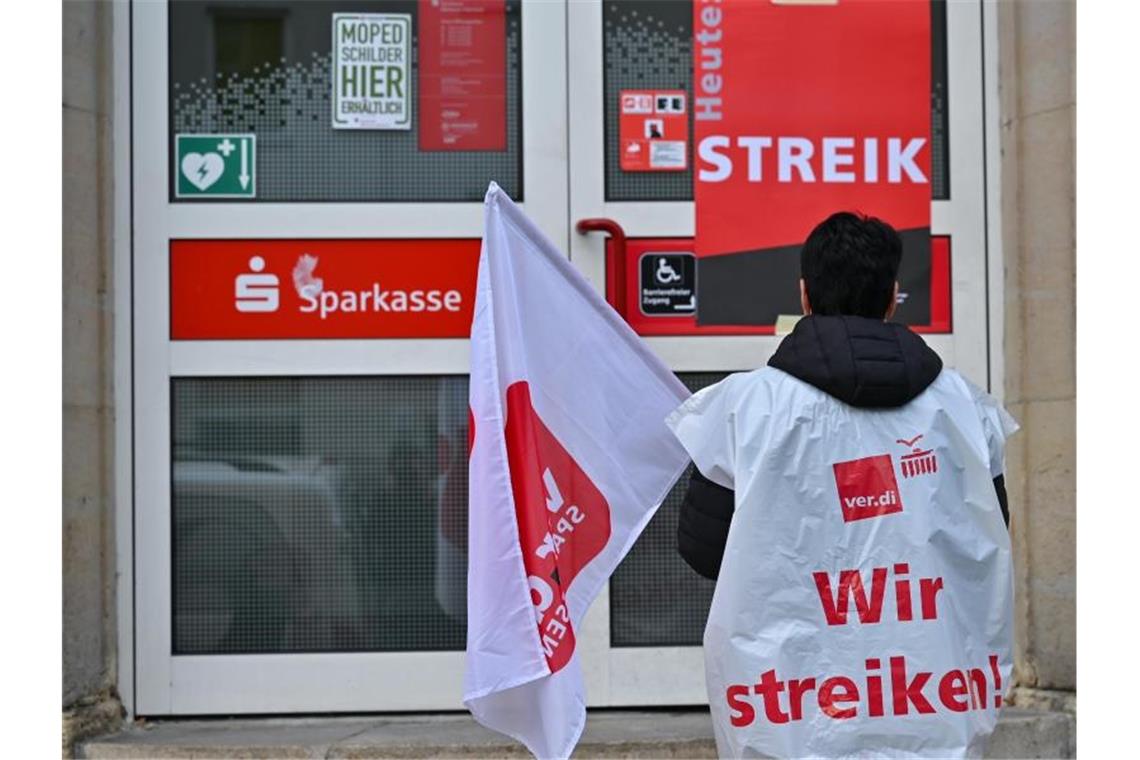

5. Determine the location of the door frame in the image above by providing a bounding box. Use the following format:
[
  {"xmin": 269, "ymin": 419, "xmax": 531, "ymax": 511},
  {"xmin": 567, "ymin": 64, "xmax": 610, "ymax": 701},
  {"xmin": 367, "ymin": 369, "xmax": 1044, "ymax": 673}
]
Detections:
[
  {"xmin": 568, "ymin": 0, "xmax": 996, "ymax": 383},
  {"xmin": 113, "ymin": 0, "xmax": 1007, "ymax": 719},
  {"xmin": 566, "ymin": 0, "xmax": 1004, "ymax": 706},
  {"xmin": 127, "ymin": 0, "xmax": 568, "ymax": 715}
]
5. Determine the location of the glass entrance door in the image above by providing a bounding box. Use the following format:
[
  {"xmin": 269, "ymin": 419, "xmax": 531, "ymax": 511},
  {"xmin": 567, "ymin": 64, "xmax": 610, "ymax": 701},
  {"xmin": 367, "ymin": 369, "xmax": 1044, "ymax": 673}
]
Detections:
[
  {"xmin": 132, "ymin": 0, "xmax": 568, "ymax": 714},
  {"xmin": 131, "ymin": 0, "xmax": 999, "ymax": 716},
  {"xmin": 567, "ymin": 0, "xmax": 998, "ymax": 707}
]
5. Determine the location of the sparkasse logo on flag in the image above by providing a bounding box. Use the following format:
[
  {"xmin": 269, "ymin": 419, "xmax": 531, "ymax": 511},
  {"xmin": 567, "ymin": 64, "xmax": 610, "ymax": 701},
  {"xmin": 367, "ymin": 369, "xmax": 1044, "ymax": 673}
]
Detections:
[
  {"xmin": 465, "ymin": 183, "xmax": 691, "ymax": 760},
  {"xmin": 504, "ymin": 382, "xmax": 612, "ymax": 673}
]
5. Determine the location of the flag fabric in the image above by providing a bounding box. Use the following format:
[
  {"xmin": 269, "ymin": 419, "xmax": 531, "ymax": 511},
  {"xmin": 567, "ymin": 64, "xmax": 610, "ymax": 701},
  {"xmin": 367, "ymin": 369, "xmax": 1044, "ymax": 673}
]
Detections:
[
  {"xmin": 464, "ymin": 182, "xmax": 692, "ymax": 759},
  {"xmin": 667, "ymin": 369, "xmax": 1017, "ymax": 758}
]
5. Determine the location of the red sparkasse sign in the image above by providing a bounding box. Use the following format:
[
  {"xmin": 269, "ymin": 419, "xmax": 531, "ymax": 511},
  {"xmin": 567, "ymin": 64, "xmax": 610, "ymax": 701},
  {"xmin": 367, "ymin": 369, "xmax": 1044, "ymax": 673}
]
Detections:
[
  {"xmin": 692, "ymin": 0, "xmax": 932, "ymax": 326},
  {"xmin": 170, "ymin": 239, "xmax": 480, "ymax": 339}
]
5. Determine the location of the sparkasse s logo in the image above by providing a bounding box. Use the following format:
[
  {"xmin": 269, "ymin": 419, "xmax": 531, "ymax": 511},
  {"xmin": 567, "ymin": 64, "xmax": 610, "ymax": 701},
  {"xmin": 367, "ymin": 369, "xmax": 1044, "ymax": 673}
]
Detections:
[
  {"xmin": 234, "ymin": 256, "xmax": 279, "ymax": 313},
  {"xmin": 832, "ymin": 454, "xmax": 903, "ymax": 523}
]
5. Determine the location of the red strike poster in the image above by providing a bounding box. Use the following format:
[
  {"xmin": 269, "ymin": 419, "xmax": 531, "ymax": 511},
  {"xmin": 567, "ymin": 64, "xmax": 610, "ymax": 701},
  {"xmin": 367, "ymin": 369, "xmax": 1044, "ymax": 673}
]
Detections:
[
  {"xmin": 692, "ymin": 0, "xmax": 932, "ymax": 326},
  {"xmin": 418, "ymin": 0, "xmax": 508, "ymax": 151}
]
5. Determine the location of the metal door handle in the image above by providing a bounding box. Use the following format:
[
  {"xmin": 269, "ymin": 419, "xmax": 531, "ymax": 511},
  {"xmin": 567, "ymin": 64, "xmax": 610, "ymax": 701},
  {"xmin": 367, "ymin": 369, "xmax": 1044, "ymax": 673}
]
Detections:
[{"xmin": 575, "ymin": 218, "xmax": 628, "ymax": 314}]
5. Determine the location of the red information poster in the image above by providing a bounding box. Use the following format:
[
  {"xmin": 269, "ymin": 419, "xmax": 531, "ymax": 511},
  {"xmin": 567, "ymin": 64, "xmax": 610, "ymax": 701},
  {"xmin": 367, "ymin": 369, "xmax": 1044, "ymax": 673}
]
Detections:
[
  {"xmin": 619, "ymin": 89, "xmax": 689, "ymax": 172},
  {"xmin": 692, "ymin": 0, "xmax": 932, "ymax": 326},
  {"xmin": 418, "ymin": 0, "xmax": 507, "ymax": 151},
  {"xmin": 171, "ymin": 239, "xmax": 480, "ymax": 339}
]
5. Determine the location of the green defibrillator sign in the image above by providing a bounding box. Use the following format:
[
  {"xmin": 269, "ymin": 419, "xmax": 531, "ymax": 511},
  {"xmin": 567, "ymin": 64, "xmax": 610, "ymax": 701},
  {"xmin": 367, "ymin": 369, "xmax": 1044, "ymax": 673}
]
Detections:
[{"xmin": 175, "ymin": 134, "xmax": 256, "ymax": 198}]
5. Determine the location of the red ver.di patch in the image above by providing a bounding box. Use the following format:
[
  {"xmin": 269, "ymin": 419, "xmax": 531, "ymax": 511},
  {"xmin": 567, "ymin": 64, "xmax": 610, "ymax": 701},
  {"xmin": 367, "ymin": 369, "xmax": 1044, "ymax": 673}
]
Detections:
[{"xmin": 833, "ymin": 454, "xmax": 903, "ymax": 522}]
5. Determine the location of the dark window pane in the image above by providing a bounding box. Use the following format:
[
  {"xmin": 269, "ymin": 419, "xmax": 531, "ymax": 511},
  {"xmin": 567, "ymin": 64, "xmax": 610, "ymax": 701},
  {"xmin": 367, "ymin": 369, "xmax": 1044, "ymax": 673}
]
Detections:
[
  {"xmin": 214, "ymin": 16, "xmax": 284, "ymax": 81},
  {"xmin": 610, "ymin": 372, "xmax": 725, "ymax": 647},
  {"xmin": 171, "ymin": 376, "xmax": 470, "ymax": 654},
  {"xmin": 173, "ymin": 372, "xmax": 729, "ymax": 654},
  {"xmin": 169, "ymin": 1, "xmax": 522, "ymax": 202},
  {"xmin": 603, "ymin": 0, "xmax": 693, "ymax": 202}
]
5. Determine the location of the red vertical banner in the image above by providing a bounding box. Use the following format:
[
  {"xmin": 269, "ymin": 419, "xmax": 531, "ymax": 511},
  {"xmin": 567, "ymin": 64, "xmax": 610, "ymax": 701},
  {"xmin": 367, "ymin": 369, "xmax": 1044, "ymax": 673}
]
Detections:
[
  {"xmin": 419, "ymin": 0, "xmax": 508, "ymax": 151},
  {"xmin": 692, "ymin": 0, "xmax": 932, "ymax": 326}
]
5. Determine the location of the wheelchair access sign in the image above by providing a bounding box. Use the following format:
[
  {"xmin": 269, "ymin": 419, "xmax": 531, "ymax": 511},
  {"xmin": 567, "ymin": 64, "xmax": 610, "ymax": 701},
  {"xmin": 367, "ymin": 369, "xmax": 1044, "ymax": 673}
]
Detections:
[{"xmin": 639, "ymin": 252, "xmax": 696, "ymax": 316}]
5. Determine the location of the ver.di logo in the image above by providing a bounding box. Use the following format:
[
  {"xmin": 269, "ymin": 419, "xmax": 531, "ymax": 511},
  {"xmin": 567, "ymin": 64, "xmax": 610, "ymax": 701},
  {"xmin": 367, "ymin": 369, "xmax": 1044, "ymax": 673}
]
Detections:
[{"xmin": 832, "ymin": 454, "xmax": 903, "ymax": 523}]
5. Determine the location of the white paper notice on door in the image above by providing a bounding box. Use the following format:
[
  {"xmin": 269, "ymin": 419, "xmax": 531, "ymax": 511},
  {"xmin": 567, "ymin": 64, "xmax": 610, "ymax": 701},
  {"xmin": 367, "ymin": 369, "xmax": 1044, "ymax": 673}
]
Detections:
[{"xmin": 331, "ymin": 13, "xmax": 412, "ymax": 130}]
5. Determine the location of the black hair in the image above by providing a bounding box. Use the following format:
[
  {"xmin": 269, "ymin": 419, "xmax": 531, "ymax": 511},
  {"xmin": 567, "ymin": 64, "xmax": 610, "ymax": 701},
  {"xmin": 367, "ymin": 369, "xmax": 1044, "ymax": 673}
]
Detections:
[{"xmin": 800, "ymin": 212, "xmax": 903, "ymax": 318}]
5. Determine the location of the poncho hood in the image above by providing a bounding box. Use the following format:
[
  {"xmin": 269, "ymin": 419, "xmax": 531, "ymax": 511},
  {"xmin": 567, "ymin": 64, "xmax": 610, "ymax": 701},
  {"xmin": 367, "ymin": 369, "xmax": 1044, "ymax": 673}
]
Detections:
[{"xmin": 768, "ymin": 314, "xmax": 943, "ymax": 408}]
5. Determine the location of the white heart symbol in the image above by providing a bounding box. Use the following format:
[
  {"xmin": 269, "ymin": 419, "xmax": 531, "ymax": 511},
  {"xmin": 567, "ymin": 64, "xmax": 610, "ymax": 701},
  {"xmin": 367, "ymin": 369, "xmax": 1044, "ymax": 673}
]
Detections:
[{"xmin": 181, "ymin": 152, "xmax": 225, "ymax": 191}]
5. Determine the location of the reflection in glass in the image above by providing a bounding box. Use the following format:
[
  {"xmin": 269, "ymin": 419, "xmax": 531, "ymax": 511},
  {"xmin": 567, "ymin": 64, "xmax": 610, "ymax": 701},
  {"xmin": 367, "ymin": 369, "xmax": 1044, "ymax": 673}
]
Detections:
[
  {"xmin": 610, "ymin": 372, "xmax": 725, "ymax": 647},
  {"xmin": 171, "ymin": 376, "xmax": 468, "ymax": 654},
  {"xmin": 171, "ymin": 372, "xmax": 719, "ymax": 655}
]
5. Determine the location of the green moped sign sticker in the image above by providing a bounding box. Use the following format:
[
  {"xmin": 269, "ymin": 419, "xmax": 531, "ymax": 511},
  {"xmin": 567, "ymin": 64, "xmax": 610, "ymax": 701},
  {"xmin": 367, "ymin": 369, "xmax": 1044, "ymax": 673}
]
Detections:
[
  {"xmin": 175, "ymin": 134, "xmax": 256, "ymax": 198},
  {"xmin": 332, "ymin": 13, "xmax": 412, "ymax": 130}
]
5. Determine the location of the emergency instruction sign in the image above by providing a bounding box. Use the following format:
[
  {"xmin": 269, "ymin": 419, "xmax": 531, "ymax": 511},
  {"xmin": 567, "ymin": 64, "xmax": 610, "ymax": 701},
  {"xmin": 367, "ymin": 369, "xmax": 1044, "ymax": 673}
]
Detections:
[
  {"xmin": 620, "ymin": 90, "xmax": 688, "ymax": 171},
  {"xmin": 332, "ymin": 13, "xmax": 412, "ymax": 130}
]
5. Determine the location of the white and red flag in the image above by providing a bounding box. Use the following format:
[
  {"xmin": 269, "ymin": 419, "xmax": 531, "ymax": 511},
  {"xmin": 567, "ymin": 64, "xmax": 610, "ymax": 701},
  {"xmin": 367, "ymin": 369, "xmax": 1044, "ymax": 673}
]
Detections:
[{"xmin": 464, "ymin": 183, "xmax": 691, "ymax": 759}]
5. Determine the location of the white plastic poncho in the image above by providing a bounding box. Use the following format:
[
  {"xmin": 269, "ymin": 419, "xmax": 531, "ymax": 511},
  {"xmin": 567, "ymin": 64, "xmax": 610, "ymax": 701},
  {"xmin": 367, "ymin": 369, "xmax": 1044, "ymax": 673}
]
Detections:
[{"xmin": 667, "ymin": 366, "xmax": 1018, "ymax": 759}]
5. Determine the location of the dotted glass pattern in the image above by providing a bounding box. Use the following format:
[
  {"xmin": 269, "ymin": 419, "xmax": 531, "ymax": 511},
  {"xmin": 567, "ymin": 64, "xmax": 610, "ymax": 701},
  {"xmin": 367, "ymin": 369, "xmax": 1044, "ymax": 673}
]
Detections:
[
  {"xmin": 171, "ymin": 375, "xmax": 471, "ymax": 654},
  {"xmin": 602, "ymin": 1, "xmax": 950, "ymax": 202},
  {"xmin": 168, "ymin": 0, "xmax": 522, "ymax": 202},
  {"xmin": 603, "ymin": 0, "xmax": 694, "ymax": 202},
  {"xmin": 610, "ymin": 372, "xmax": 726, "ymax": 648},
  {"xmin": 930, "ymin": 0, "xmax": 949, "ymax": 200}
]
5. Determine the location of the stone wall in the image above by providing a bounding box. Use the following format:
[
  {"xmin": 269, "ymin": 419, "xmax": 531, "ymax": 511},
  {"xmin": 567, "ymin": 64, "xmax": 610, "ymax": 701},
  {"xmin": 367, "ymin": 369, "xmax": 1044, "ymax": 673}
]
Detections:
[
  {"xmin": 998, "ymin": 0, "xmax": 1077, "ymax": 694},
  {"xmin": 62, "ymin": 0, "xmax": 122, "ymax": 751}
]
